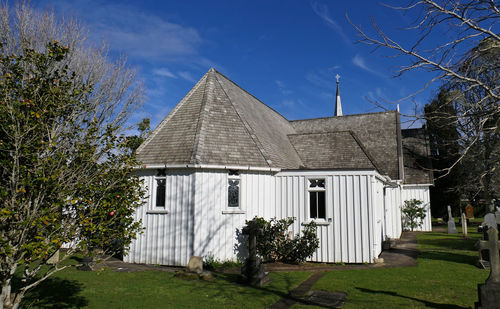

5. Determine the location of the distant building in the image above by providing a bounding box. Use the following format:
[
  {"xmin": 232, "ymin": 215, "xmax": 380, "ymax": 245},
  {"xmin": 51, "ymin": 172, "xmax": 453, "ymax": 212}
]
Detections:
[{"xmin": 125, "ymin": 68, "xmax": 433, "ymax": 266}]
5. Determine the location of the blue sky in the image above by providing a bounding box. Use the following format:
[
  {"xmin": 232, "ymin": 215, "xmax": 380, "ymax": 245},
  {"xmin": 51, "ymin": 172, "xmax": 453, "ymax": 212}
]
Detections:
[{"xmin": 34, "ymin": 0, "xmax": 452, "ymax": 129}]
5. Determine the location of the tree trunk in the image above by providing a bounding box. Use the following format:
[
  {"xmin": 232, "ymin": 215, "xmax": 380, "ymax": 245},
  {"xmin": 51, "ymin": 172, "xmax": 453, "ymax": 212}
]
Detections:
[{"xmin": 0, "ymin": 280, "xmax": 23, "ymax": 309}]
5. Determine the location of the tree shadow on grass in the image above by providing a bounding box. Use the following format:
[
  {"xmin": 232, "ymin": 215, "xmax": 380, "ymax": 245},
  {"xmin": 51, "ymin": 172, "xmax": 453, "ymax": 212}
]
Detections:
[
  {"xmin": 355, "ymin": 287, "xmax": 469, "ymax": 309},
  {"xmin": 20, "ymin": 277, "xmax": 88, "ymax": 308},
  {"xmin": 418, "ymin": 250, "xmax": 478, "ymax": 266},
  {"xmin": 207, "ymin": 272, "xmax": 332, "ymax": 308}
]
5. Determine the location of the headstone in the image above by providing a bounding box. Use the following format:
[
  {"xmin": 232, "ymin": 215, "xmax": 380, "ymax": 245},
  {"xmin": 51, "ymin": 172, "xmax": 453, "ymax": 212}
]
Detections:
[
  {"xmin": 475, "ymin": 228, "xmax": 500, "ymax": 308},
  {"xmin": 461, "ymin": 213, "xmax": 468, "ymax": 237},
  {"xmin": 47, "ymin": 249, "xmax": 60, "ymax": 265},
  {"xmin": 466, "ymin": 204, "xmax": 475, "ymax": 219},
  {"xmin": 187, "ymin": 256, "xmax": 203, "ymax": 274},
  {"xmin": 447, "ymin": 206, "xmax": 458, "ymax": 234},
  {"xmin": 306, "ymin": 290, "xmax": 347, "ymax": 308},
  {"xmin": 484, "ymin": 214, "xmax": 497, "ymax": 229},
  {"xmin": 241, "ymin": 221, "xmax": 269, "ymax": 287}
]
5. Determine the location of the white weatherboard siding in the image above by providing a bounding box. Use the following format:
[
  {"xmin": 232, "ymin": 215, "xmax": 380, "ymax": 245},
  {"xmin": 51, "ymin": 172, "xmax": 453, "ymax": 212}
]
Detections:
[
  {"xmin": 383, "ymin": 186, "xmax": 402, "ymax": 239},
  {"xmin": 124, "ymin": 170, "xmax": 195, "ymax": 266},
  {"xmin": 402, "ymin": 185, "xmax": 432, "ymax": 232},
  {"xmin": 126, "ymin": 169, "xmax": 390, "ymax": 266}
]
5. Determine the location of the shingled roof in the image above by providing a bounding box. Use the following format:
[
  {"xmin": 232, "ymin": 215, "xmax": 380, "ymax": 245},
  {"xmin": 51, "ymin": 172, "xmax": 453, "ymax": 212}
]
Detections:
[
  {"xmin": 290, "ymin": 112, "xmax": 403, "ymax": 180},
  {"xmin": 402, "ymin": 127, "xmax": 434, "ymax": 184},
  {"xmin": 136, "ymin": 68, "xmax": 303, "ymax": 169},
  {"xmin": 288, "ymin": 131, "xmax": 379, "ymax": 170},
  {"xmin": 138, "ymin": 68, "xmax": 431, "ymax": 184}
]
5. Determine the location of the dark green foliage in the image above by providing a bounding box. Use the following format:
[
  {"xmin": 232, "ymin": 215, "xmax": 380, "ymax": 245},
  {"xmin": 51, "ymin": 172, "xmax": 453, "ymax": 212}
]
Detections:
[
  {"xmin": 402, "ymin": 199, "xmax": 427, "ymax": 231},
  {"xmin": 0, "ymin": 41, "xmax": 144, "ymax": 303},
  {"xmin": 424, "ymin": 89, "xmax": 461, "ymax": 218},
  {"xmin": 244, "ymin": 217, "xmax": 319, "ymax": 264}
]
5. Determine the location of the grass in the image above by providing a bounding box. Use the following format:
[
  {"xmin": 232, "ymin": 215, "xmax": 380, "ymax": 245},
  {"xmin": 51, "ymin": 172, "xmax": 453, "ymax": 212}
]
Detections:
[
  {"xmin": 20, "ymin": 266, "xmax": 311, "ymax": 308},
  {"xmin": 20, "ymin": 224, "xmax": 489, "ymax": 308},
  {"xmin": 293, "ymin": 225, "xmax": 488, "ymax": 309}
]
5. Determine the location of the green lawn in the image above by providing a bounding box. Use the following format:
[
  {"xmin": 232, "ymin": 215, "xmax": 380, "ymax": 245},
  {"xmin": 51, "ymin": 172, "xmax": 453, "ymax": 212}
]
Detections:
[
  {"xmin": 21, "ymin": 225, "xmax": 489, "ymax": 308},
  {"xmin": 294, "ymin": 225, "xmax": 488, "ymax": 309},
  {"xmin": 20, "ymin": 266, "xmax": 311, "ymax": 308}
]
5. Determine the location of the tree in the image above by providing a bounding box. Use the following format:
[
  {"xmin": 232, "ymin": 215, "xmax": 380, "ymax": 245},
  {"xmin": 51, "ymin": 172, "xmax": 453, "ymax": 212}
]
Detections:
[
  {"xmin": 424, "ymin": 89, "xmax": 461, "ymax": 217},
  {"xmin": 0, "ymin": 4, "xmax": 144, "ymax": 309},
  {"xmin": 402, "ymin": 199, "xmax": 427, "ymax": 231},
  {"xmin": 350, "ymin": 1, "xmax": 499, "ymax": 196}
]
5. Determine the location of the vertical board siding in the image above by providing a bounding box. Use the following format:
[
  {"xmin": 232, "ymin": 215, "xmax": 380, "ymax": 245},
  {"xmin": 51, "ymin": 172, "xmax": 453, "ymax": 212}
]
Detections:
[
  {"xmin": 124, "ymin": 170, "xmax": 195, "ymax": 266},
  {"xmin": 126, "ymin": 169, "xmax": 389, "ymax": 266},
  {"xmin": 384, "ymin": 186, "xmax": 402, "ymax": 239},
  {"xmin": 402, "ymin": 186, "xmax": 432, "ymax": 231}
]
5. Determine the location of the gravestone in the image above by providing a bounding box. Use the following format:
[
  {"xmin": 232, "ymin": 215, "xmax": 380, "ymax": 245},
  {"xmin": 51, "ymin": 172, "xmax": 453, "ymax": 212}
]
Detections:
[
  {"xmin": 241, "ymin": 222, "xmax": 269, "ymax": 287},
  {"xmin": 461, "ymin": 213, "xmax": 468, "ymax": 237},
  {"xmin": 447, "ymin": 206, "xmax": 458, "ymax": 234},
  {"xmin": 187, "ymin": 256, "xmax": 203, "ymax": 274},
  {"xmin": 466, "ymin": 204, "xmax": 475, "ymax": 219},
  {"xmin": 475, "ymin": 228, "xmax": 500, "ymax": 309}
]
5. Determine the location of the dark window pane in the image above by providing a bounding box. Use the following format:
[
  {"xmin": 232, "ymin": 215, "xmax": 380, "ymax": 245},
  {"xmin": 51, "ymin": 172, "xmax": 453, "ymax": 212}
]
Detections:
[
  {"xmin": 310, "ymin": 192, "xmax": 317, "ymax": 218},
  {"xmin": 156, "ymin": 179, "xmax": 166, "ymax": 207},
  {"xmin": 156, "ymin": 169, "xmax": 166, "ymax": 177},
  {"xmin": 318, "ymin": 191, "xmax": 326, "ymax": 219},
  {"xmin": 228, "ymin": 179, "xmax": 239, "ymax": 207},
  {"xmin": 318, "ymin": 180, "xmax": 325, "ymax": 188},
  {"xmin": 228, "ymin": 169, "xmax": 239, "ymax": 176}
]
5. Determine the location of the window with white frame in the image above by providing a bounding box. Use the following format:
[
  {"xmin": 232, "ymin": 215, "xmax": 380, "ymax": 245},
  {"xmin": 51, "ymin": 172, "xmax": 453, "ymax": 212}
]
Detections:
[
  {"xmin": 308, "ymin": 178, "xmax": 326, "ymax": 219},
  {"xmin": 154, "ymin": 169, "xmax": 166, "ymax": 208},
  {"xmin": 227, "ymin": 170, "xmax": 240, "ymax": 208}
]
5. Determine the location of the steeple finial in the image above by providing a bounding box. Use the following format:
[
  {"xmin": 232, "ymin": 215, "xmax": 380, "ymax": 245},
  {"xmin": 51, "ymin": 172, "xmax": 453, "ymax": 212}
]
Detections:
[{"xmin": 335, "ymin": 74, "xmax": 343, "ymax": 116}]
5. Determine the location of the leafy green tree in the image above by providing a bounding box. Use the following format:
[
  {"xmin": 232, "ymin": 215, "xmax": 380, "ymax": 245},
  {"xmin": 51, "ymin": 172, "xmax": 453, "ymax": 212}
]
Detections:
[
  {"xmin": 402, "ymin": 199, "xmax": 427, "ymax": 231},
  {"xmin": 0, "ymin": 4, "xmax": 144, "ymax": 308}
]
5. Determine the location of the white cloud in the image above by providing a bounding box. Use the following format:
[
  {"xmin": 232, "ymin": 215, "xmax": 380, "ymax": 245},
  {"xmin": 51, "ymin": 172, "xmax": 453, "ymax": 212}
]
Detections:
[
  {"xmin": 352, "ymin": 54, "xmax": 386, "ymax": 78},
  {"xmin": 275, "ymin": 80, "xmax": 293, "ymax": 95},
  {"xmin": 311, "ymin": 2, "xmax": 351, "ymax": 45},
  {"xmin": 46, "ymin": 0, "xmax": 216, "ymax": 67},
  {"xmin": 153, "ymin": 68, "xmax": 177, "ymax": 79},
  {"xmin": 177, "ymin": 71, "xmax": 196, "ymax": 82}
]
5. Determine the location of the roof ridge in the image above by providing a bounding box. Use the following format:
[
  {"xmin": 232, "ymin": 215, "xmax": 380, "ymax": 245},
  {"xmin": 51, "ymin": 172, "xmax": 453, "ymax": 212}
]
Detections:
[
  {"xmin": 189, "ymin": 70, "xmax": 214, "ymax": 164},
  {"xmin": 136, "ymin": 72, "xmax": 209, "ymax": 155},
  {"xmin": 212, "ymin": 69, "xmax": 291, "ymax": 123},
  {"xmin": 348, "ymin": 130, "xmax": 382, "ymax": 173},
  {"xmin": 289, "ymin": 110, "xmax": 397, "ymax": 122},
  {"xmin": 213, "ymin": 72, "xmax": 272, "ymax": 167},
  {"xmin": 287, "ymin": 130, "xmax": 353, "ymax": 137}
]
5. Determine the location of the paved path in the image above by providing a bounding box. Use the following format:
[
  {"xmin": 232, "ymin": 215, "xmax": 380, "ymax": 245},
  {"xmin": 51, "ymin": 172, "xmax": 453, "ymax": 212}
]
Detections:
[{"xmin": 268, "ymin": 272, "xmax": 326, "ymax": 309}]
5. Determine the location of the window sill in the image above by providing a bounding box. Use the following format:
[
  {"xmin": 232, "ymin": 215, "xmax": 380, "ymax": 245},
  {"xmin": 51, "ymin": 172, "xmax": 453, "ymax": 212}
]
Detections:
[
  {"xmin": 222, "ymin": 210, "xmax": 246, "ymax": 214},
  {"xmin": 302, "ymin": 220, "xmax": 331, "ymax": 226},
  {"xmin": 146, "ymin": 210, "xmax": 169, "ymax": 214}
]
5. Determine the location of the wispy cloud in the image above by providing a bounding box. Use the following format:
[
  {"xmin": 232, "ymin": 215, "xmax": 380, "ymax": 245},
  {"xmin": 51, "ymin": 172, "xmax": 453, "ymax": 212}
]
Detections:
[
  {"xmin": 153, "ymin": 68, "xmax": 177, "ymax": 79},
  {"xmin": 352, "ymin": 54, "xmax": 386, "ymax": 77},
  {"xmin": 47, "ymin": 0, "xmax": 216, "ymax": 68},
  {"xmin": 275, "ymin": 80, "xmax": 293, "ymax": 95},
  {"xmin": 311, "ymin": 1, "xmax": 351, "ymax": 45},
  {"xmin": 177, "ymin": 71, "xmax": 196, "ymax": 82}
]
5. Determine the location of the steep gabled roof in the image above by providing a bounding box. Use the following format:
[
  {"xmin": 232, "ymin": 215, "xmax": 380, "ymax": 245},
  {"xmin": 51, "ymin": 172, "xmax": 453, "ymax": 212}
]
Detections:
[
  {"xmin": 288, "ymin": 131, "xmax": 379, "ymax": 170},
  {"xmin": 136, "ymin": 68, "xmax": 303, "ymax": 169},
  {"xmin": 290, "ymin": 111, "xmax": 402, "ymax": 180}
]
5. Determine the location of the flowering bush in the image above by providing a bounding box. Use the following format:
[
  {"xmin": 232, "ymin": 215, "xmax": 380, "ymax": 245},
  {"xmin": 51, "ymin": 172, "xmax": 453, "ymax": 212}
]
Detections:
[{"xmin": 244, "ymin": 217, "xmax": 319, "ymax": 264}]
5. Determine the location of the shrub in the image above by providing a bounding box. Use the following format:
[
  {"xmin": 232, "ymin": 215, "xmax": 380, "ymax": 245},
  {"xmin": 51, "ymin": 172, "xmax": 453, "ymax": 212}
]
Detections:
[
  {"xmin": 244, "ymin": 217, "xmax": 319, "ymax": 264},
  {"xmin": 402, "ymin": 199, "xmax": 427, "ymax": 231}
]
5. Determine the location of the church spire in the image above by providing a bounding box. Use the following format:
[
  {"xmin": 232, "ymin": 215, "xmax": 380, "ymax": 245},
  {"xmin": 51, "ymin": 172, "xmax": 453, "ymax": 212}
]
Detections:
[{"xmin": 335, "ymin": 74, "xmax": 343, "ymax": 116}]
